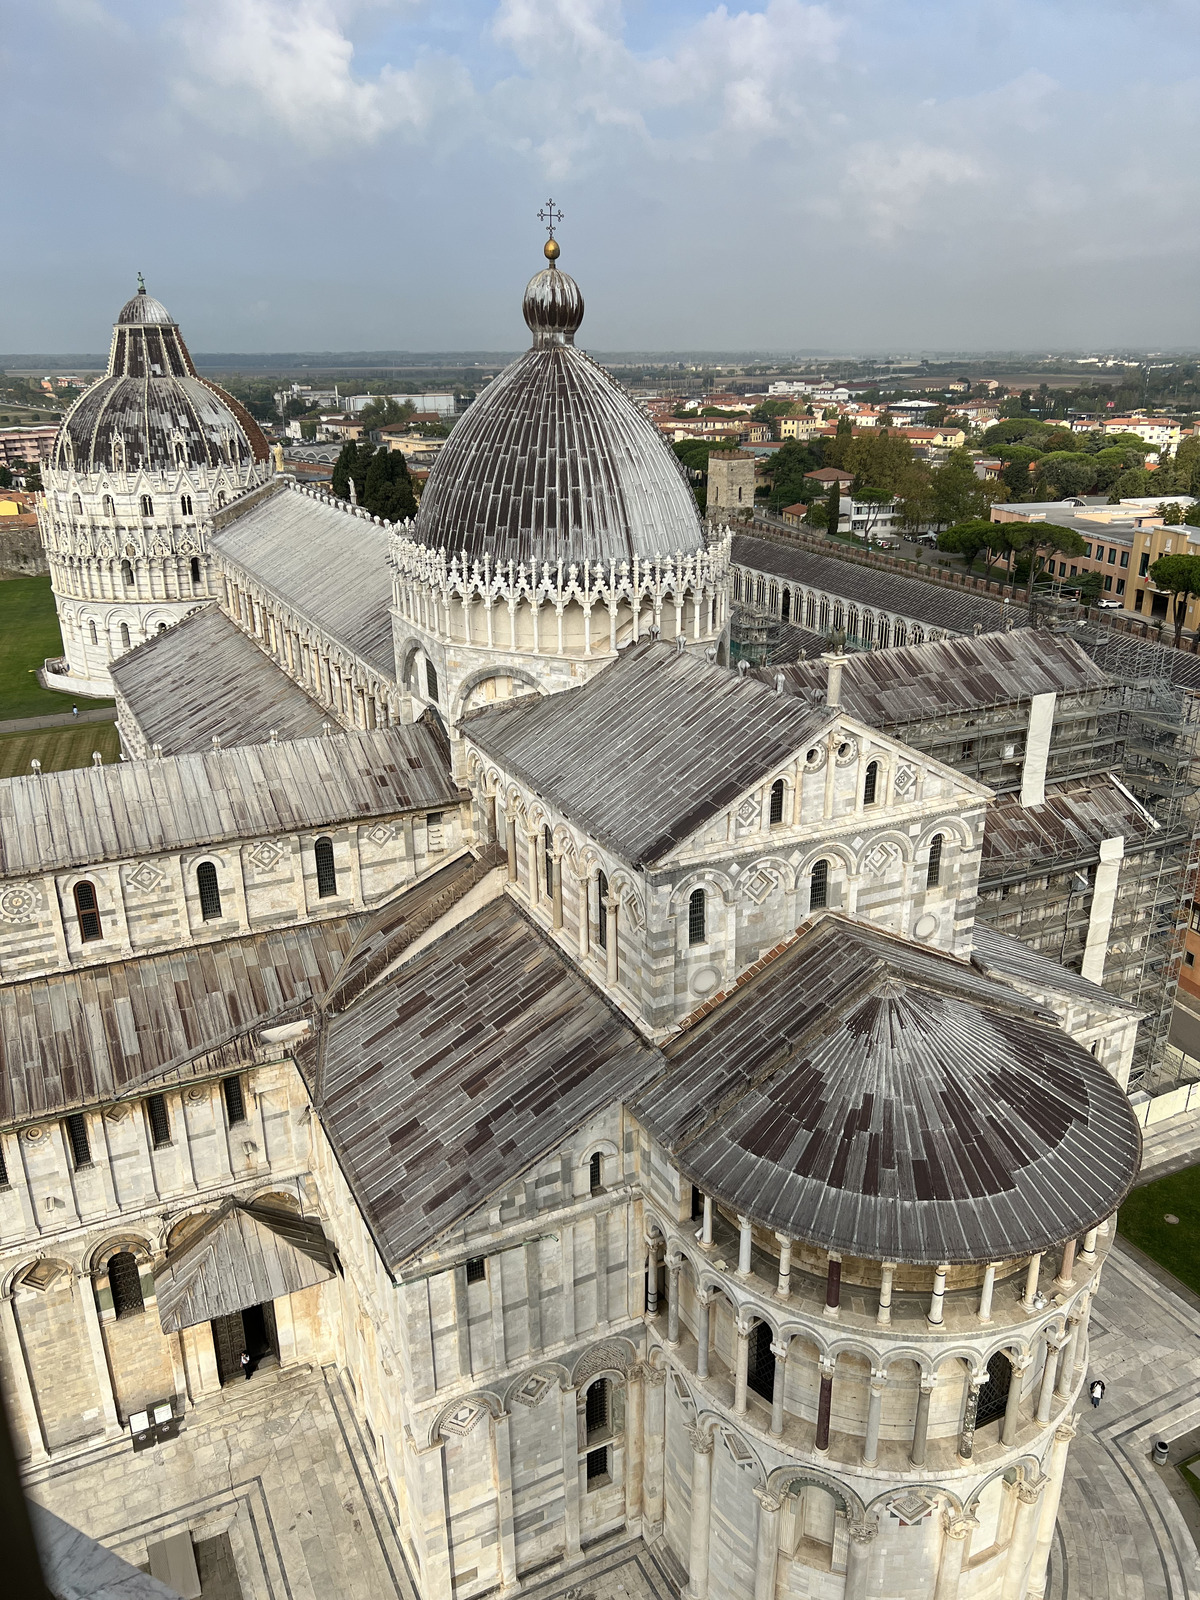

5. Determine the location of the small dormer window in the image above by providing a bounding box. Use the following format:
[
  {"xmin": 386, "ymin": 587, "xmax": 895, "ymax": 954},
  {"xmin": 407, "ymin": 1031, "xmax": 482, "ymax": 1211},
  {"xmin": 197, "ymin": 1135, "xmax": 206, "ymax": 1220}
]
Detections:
[
  {"xmin": 181, "ymin": 493, "xmax": 193, "ymax": 516},
  {"xmin": 140, "ymin": 494, "xmax": 153, "ymax": 517}
]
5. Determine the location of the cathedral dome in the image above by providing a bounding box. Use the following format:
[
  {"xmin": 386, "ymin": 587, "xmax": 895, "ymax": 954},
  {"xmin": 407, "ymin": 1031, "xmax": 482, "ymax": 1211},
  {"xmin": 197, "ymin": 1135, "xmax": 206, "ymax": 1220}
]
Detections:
[
  {"xmin": 52, "ymin": 280, "xmax": 270, "ymax": 477},
  {"xmin": 413, "ymin": 249, "xmax": 704, "ymax": 570}
]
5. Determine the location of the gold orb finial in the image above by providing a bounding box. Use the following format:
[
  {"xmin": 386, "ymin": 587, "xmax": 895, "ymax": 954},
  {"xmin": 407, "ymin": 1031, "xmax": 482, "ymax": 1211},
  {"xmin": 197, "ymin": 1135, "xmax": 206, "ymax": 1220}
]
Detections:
[{"xmin": 544, "ymin": 237, "xmax": 560, "ymax": 262}]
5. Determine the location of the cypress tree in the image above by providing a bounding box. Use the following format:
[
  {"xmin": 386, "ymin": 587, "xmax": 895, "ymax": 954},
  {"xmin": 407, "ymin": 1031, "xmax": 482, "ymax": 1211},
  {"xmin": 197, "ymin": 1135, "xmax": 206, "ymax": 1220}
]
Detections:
[{"xmin": 826, "ymin": 478, "xmax": 841, "ymax": 537}]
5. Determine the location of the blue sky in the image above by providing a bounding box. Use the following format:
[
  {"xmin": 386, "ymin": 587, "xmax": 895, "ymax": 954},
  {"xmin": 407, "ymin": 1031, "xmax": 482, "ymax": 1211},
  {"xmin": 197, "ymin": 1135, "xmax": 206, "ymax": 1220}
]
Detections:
[{"xmin": 4, "ymin": 1, "xmax": 1200, "ymax": 353}]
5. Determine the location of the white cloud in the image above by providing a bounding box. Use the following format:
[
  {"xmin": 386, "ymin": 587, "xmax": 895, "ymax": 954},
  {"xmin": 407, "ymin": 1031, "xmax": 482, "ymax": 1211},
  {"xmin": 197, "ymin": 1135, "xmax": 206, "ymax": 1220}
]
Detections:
[
  {"xmin": 836, "ymin": 142, "xmax": 982, "ymax": 240},
  {"xmin": 168, "ymin": 0, "xmax": 454, "ymax": 155}
]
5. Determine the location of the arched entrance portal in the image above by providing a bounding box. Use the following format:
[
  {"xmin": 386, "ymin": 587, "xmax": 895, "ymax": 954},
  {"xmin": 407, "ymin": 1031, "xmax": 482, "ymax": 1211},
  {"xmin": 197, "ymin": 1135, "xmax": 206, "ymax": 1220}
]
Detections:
[{"xmin": 211, "ymin": 1301, "xmax": 279, "ymax": 1383}]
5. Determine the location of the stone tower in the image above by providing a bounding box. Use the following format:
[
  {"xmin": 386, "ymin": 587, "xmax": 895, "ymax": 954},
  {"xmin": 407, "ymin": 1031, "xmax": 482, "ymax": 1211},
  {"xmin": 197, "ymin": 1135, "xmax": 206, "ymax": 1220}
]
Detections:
[
  {"xmin": 706, "ymin": 451, "xmax": 756, "ymax": 523},
  {"xmin": 39, "ymin": 279, "xmax": 273, "ymax": 694}
]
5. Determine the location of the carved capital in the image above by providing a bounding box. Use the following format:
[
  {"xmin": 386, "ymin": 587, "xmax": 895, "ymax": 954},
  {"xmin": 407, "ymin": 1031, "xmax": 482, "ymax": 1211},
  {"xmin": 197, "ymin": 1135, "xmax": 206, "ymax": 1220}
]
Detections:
[
  {"xmin": 1054, "ymin": 1420, "xmax": 1078, "ymax": 1445},
  {"xmin": 847, "ymin": 1518, "xmax": 877, "ymax": 1546},
  {"xmin": 1015, "ymin": 1477, "xmax": 1045, "ymax": 1506},
  {"xmin": 643, "ymin": 1364, "xmax": 667, "ymax": 1387},
  {"xmin": 754, "ymin": 1487, "xmax": 785, "ymax": 1514},
  {"xmin": 769, "ymin": 1342, "xmax": 789, "ymax": 1362},
  {"xmin": 686, "ymin": 1424, "xmax": 715, "ymax": 1456},
  {"xmin": 944, "ymin": 1513, "xmax": 976, "ymax": 1541}
]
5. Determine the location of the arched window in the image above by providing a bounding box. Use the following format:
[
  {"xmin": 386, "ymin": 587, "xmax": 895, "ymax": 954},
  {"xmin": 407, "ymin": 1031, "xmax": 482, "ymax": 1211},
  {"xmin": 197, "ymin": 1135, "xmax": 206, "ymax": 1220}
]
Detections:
[
  {"xmin": 88, "ymin": 620, "xmax": 98, "ymax": 646},
  {"xmin": 140, "ymin": 494, "xmax": 153, "ymax": 517},
  {"xmin": 926, "ymin": 833, "xmax": 944, "ymax": 889},
  {"xmin": 157, "ymin": 622, "xmax": 167, "ymax": 634},
  {"xmin": 314, "ymin": 836, "xmax": 337, "ymax": 898},
  {"xmin": 175, "ymin": 443, "xmax": 186, "ymax": 465},
  {"xmin": 71, "ymin": 493, "xmax": 83, "ymax": 515},
  {"xmin": 120, "ymin": 558, "xmax": 133, "ymax": 587},
  {"xmin": 810, "ymin": 859, "xmax": 829, "ymax": 911},
  {"xmin": 543, "ymin": 825, "xmax": 554, "ymax": 901},
  {"xmin": 769, "ymin": 778, "xmax": 785, "ymax": 825},
  {"xmin": 585, "ymin": 1377, "xmax": 609, "ymax": 1439},
  {"xmin": 196, "ymin": 861, "xmax": 222, "ymax": 921},
  {"xmin": 589, "ymin": 1151, "xmax": 603, "ymax": 1192},
  {"xmin": 73, "ymin": 880, "xmax": 102, "ymax": 941},
  {"xmin": 748, "ymin": 1321, "xmax": 775, "ymax": 1401},
  {"xmin": 181, "ymin": 494, "xmax": 193, "ymax": 516},
  {"xmin": 119, "ymin": 622, "xmax": 131, "ymax": 650},
  {"xmin": 109, "ymin": 1251, "xmax": 144, "ymax": 1318},
  {"xmin": 425, "ymin": 658, "xmax": 439, "ymax": 703},
  {"xmin": 596, "ymin": 871, "xmax": 608, "ymax": 950},
  {"xmin": 190, "ymin": 555, "xmax": 200, "ymax": 584},
  {"xmin": 781, "ymin": 588, "xmax": 791, "ymax": 622},
  {"xmin": 217, "ymin": 490, "xmax": 227, "ymax": 508},
  {"xmin": 688, "ymin": 887, "xmax": 706, "ymax": 945},
  {"xmin": 864, "ymin": 760, "xmax": 879, "ymax": 806},
  {"xmin": 101, "ymin": 495, "xmax": 114, "ymax": 518},
  {"xmin": 975, "ymin": 1351, "xmax": 1013, "ymax": 1430}
]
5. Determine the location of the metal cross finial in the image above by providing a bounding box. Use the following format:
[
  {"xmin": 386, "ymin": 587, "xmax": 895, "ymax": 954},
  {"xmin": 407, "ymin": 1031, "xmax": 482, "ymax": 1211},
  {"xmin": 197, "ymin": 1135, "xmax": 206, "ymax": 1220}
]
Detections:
[
  {"xmin": 137, "ymin": 271, "xmax": 146, "ymax": 293},
  {"xmin": 537, "ymin": 199, "xmax": 563, "ymax": 239}
]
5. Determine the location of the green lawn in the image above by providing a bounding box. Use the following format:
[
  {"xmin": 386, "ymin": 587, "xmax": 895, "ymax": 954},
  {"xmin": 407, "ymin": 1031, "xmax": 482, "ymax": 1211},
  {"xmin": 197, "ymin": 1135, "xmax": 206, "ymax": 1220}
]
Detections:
[
  {"xmin": 0, "ymin": 576, "xmax": 113, "ymax": 719},
  {"xmin": 1117, "ymin": 1164, "xmax": 1200, "ymax": 1297},
  {"xmin": 0, "ymin": 722, "xmax": 122, "ymax": 779}
]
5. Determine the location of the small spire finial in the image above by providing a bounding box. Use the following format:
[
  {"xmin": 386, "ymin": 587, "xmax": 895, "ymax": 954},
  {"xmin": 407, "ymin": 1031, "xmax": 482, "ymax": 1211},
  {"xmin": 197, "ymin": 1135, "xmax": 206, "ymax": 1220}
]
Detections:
[
  {"xmin": 537, "ymin": 198, "xmax": 563, "ymax": 262},
  {"xmin": 137, "ymin": 271, "xmax": 146, "ymax": 294}
]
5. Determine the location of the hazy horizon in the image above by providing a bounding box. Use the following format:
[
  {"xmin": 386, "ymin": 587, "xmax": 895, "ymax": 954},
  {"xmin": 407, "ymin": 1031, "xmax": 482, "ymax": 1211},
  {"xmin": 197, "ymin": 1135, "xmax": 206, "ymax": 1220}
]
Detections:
[{"xmin": 6, "ymin": 2, "xmax": 1200, "ymax": 355}]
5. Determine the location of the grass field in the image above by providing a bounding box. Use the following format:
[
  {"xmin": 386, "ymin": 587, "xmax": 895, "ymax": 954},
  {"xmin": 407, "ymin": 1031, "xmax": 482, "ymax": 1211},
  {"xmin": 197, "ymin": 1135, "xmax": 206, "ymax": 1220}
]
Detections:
[
  {"xmin": 0, "ymin": 576, "xmax": 114, "ymax": 720},
  {"xmin": 0, "ymin": 722, "xmax": 121, "ymax": 779},
  {"xmin": 1117, "ymin": 1164, "xmax": 1200, "ymax": 1298}
]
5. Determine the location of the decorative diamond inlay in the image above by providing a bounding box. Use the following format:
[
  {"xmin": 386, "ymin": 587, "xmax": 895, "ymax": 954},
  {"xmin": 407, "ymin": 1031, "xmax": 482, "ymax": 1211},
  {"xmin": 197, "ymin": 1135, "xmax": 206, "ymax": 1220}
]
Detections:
[
  {"xmin": 441, "ymin": 1400, "xmax": 487, "ymax": 1436},
  {"xmin": 513, "ymin": 1373, "xmax": 554, "ymax": 1409},
  {"xmin": 127, "ymin": 861, "xmax": 164, "ymax": 894},
  {"xmin": 248, "ymin": 840, "xmax": 283, "ymax": 872},
  {"xmin": 742, "ymin": 868, "xmax": 777, "ymax": 905},
  {"xmin": 367, "ymin": 823, "xmax": 394, "ymax": 847},
  {"xmin": 893, "ymin": 765, "xmax": 916, "ymax": 797},
  {"xmin": 864, "ymin": 841, "xmax": 900, "ymax": 876},
  {"xmin": 0, "ymin": 883, "xmax": 41, "ymax": 923},
  {"xmin": 890, "ymin": 1491, "xmax": 933, "ymax": 1524}
]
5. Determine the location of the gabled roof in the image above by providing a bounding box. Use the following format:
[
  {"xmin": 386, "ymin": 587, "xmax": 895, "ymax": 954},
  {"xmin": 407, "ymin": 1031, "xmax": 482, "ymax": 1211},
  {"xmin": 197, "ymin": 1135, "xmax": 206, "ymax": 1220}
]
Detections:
[
  {"xmin": 210, "ymin": 484, "xmax": 394, "ymax": 675},
  {"xmin": 314, "ymin": 895, "xmax": 658, "ymax": 1270},
  {"xmin": 761, "ymin": 629, "xmax": 1110, "ymax": 726},
  {"xmin": 732, "ymin": 532, "xmax": 1012, "ymax": 636},
  {"xmin": 155, "ymin": 1200, "xmax": 337, "ymax": 1333},
  {"xmin": 111, "ymin": 605, "xmax": 330, "ymax": 755},
  {"xmin": 633, "ymin": 915, "xmax": 1140, "ymax": 1264},
  {"xmin": 980, "ymin": 774, "xmax": 1160, "ymax": 880},
  {"xmin": 970, "ymin": 922, "xmax": 1141, "ymax": 1015},
  {"xmin": 464, "ymin": 639, "xmax": 836, "ymax": 867},
  {"xmin": 0, "ymin": 726, "xmax": 457, "ymax": 876}
]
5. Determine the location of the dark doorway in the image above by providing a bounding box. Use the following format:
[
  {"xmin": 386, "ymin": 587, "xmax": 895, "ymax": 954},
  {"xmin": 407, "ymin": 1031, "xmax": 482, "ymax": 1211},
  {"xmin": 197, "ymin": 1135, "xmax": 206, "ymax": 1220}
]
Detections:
[
  {"xmin": 748, "ymin": 1321, "xmax": 775, "ymax": 1402},
  {"xmin": 211, "ymin": 1302, "xmax": 278, "ymax": 1385},
  {"xmin": 975, "ymin": 1351, "xmax": 1013, "ymax": 1430}
]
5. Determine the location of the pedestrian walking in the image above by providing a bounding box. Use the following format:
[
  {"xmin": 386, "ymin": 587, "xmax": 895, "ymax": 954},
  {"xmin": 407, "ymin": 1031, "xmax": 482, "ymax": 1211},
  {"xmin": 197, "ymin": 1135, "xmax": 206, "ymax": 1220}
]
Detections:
[
  {"xmin": 240, "ymin": 1349, "xmax": 251, "ymax": 1381},
  {"xmin": 1090, "ymin": 1378, "xmax": 1105, "ymax": 1408},
  {"xmin": 72, "ymin": 704, "xmax": 78, "ymax": 718}
]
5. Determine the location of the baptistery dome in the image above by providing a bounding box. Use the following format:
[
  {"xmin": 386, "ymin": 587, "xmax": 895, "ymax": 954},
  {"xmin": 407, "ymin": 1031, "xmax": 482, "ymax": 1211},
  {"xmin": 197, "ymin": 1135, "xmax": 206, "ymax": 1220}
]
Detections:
[
  {"xmin": 53, "ymin": 280, "xmax": 269, "ymax": 476},
  {"xmin": 414, "ymin": 246, "xmax": 704, "ymax": 568}
]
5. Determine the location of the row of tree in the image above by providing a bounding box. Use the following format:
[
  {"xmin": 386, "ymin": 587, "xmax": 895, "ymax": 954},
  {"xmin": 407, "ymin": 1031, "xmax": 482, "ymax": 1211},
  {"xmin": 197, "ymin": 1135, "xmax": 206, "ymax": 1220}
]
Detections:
[{"xmin": 331, "ymin": 441, "xmax": 417, "ymax": 522}]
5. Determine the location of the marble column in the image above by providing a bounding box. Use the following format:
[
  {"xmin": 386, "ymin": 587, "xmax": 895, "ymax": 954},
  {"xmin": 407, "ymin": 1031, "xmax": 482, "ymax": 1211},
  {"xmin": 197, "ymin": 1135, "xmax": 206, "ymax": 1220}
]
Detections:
[
  {"xmin": 1028, "ymin": 1422, "xmax": 1075, "ymax": 1599},
  {"xmin": 605, "ymin": 898, "xmax": 620, "ymax": 987},
  {"xmin": 958, "ymin": 1376, "xmax": 982, "ymax": 1461},
  {"xmin": 1002, "ymin": 1356, "xmax": 1029, "ymax": 1446},
  {"xmin": 815, "ymin": 1360, "xmax": 835, "ymax": 1454},
  {"xmin": 877, "ymin": 1262, "xmax": 895, "ymax": 1326},
  {"xmin": 737, "ymin": 1216, "xmax": 754, "ymax": 1276},
  {"xmin": 752, "ymin": 1489, "xmax": 783, "ymax": 1600},
  {"xmin": 645, "ymin": 1237, "xmax": 661, "ymax": 1315},
  {"xmin": 490, "ymin": 1410, "xmax": 519, "ymax": 1591},
  {"xmin": 505, "ymin": 816, "xmax": 518, "ymax": 881},
  {"xmin": 824, "ymin": 1253, "xmax": 842, "ymax": 1319},
  {"xmin": 625, "ymin": 1364, "xmax": 645, "ymax": 1531},
  {"xmin": 1055, "ymin": 1238, "xmax": 1077, "ymax": 1290},
  {"xmin": 862, "ymin": 1372, "xmax": 886, "ymax": 1467},
  {"xmin": 933, "ymin": 1514, "xmax": 976, "ymax": 1600},
  {"xmin": 928, "ymin": 1264, "xmax": 949, "ymax": 1327},
  {"xmin": 910, "ymin": 1375, "xmax": 934, "ymax": 1466},
  {"xmin": 76, "ymin": 1272, "xmax": 122, "ymax": 1437},
  {"xmin": 1022, "ymin": 1253, "xmax": 1043, "ymax": 1313},
  {"xmin": 666, "ymin": 1256, "xmax": 682, "ymax": 1345},
  {"xmin": 701, "ymin": 1197, "xmax": 713, "ymax": 1248},
  {"xmin": 578, "ymin": 871, "xmax": 591, "ymax": 959},
  {"xmin": 1057, "ymin": 1316, "xmax": 1081, "ymax": 1398},
  {"xmin": 978, "ymin": 1263, "xmax": 997, "ymax": 1324},
  {"xmin": 1079, "ymin": 1227, "xmax": 1099, "ymax": 1265},
  {"xmin": 844, "ymin": 1519, "xmax": 877, "ymax": 1600},
  {"xmin": 643, "ymin": 1365, "xmax": 667, "ymax": 1538},
  {"xmin": 770, "ymin": 1341, "xmax": 789, "ymax": 1437},
  {"xmin": 696, "ymin": 1294, "xmax": 712, "ymax": 1379},
  {"xmin": 775, "ymin": 1235, "xmax": 792, "ymax": 1298},
  {"xmin": 559, "ymin": 1383, "xmax": 583, "ymax": 1559},
  {"xmin": 415, "ymin": 1440, "xmax": 455, "ymax": 1600},
  {"xmin": 734, "ymin": 1318, "xmax": 751, "ymax": 1414},
  {"xmin": 686, "ymin": 1426, "xmax": 715, "ymax": 1600},
  {"xmin": 1001, "ymin": 1477, "xmax": 1045, "ymax": 1600},
  {"xmin": 1036, "ymin": 1336, "xmax": 1063, "ymax": 1424},
  {"xmin": 551, "ymin": 849, "xmax": 564, "ymax": 929},
  {"xmin": 0, "ymin": 1292, "xmax": 47, "ymax": 1462}
]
